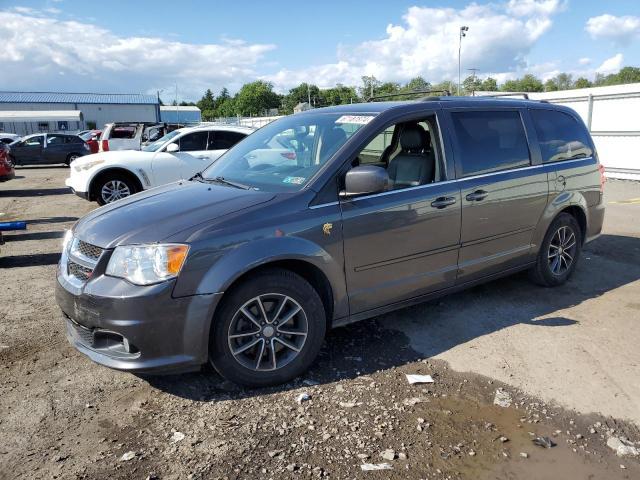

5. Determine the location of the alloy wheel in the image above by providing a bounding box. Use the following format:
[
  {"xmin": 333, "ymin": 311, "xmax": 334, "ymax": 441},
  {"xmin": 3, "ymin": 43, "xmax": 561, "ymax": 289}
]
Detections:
[
  {"xmin": 548, "ymin": 225, "xmax": 577, "ymax": 275},
  {"xmin": 227, "ymin": 294, "xmax": 308, "ymax": 372},
  {"xmin": 101, "ymin": 180, "xmax": 131, "ymax": 204}
]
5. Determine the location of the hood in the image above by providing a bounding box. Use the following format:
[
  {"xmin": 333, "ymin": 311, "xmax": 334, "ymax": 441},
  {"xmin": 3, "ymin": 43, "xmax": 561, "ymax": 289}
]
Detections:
[{"xmin": 73, "ymin": 181, "xmax": 275, "ymax": 248}]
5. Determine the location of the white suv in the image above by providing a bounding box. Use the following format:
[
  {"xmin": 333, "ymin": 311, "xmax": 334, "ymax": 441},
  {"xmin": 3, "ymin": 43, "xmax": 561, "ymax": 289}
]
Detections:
[{"xmin": 66, "ymin": 125, "xmax": 252, "ymax": 205}]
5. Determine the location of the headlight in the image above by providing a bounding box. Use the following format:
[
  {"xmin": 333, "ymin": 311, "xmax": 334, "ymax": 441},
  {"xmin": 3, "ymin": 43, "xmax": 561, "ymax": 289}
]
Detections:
[
  {"xmin": 74, "ymin": 159, "xmax": 104, "ymax": 172},
  {"xmin": 106, "ymin": 244, "xmax": 189, "ymax": 285},
  {"xmin": 62, "ymin": 230, "xmax": 73, "ymax": 253}
]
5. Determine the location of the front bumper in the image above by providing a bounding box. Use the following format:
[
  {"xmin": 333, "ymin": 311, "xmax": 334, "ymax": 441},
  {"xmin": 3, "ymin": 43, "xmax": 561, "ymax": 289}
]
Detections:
[
  {"xmin": 56, "ymin": 270, "xmax": 223, "ymax": 374},
  {"xmin": 65, "ymin": 176, "xmax": 89, "ymax": 200}
]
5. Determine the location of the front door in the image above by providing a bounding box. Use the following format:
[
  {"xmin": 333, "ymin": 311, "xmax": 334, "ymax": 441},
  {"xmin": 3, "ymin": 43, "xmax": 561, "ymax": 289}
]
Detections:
[
  {"xmin": 445, "ymin": 109, "xmax": 549, "ymax": 282},
  {"xmin": 14, "ymin": 135, "xmax": 44, "ymax": 164},
  {"xmin": 340, "ymin": 114, "xmax": 461, "ymax": 314},
  {"xmin": 43, "ymin": 134, "xmax": 68, "ymax": 164}
]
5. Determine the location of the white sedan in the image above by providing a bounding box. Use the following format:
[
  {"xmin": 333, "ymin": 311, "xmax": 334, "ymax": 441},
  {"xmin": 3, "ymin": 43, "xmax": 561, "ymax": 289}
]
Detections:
[{"xmin": 66, "ymin": 125, "xmax": 252, "ymax": 205}]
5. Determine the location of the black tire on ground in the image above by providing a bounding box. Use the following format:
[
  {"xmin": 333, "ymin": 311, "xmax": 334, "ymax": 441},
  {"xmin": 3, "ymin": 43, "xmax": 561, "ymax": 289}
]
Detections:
[
  {"xmin": 209, "ymin": 268, "xmax": 327, "ymax": 387},
  {"xmin": 66, "ymin": 153, "xmax": 81, "ymax": 166},
  {"xmin": 529, "ymin": 212, "xmax": 582, "ymax": 287},
  {"xmin": 8, "ymin": 155, "xmax": 17, "ymax": 167},
  {"xmin": 94, "ymin": 173, "xmax": 138, "ymax": 206}
]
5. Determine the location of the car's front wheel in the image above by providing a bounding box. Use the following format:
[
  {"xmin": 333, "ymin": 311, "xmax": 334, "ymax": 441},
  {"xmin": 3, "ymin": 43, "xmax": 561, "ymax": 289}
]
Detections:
[
  {"xmin": 66, "ymin": 153, "xmax": 81, "ymax": 166},
  {"xmin": 529, "ymin": 212, "xmax": 582, "ymax": 287},
  {"xmin": 209, "ymin": 269, "xmax": 327, "ymax": 387},
  {"xmin": 95, "ymin": 174, "xmax": 137, "ymax": 205}
]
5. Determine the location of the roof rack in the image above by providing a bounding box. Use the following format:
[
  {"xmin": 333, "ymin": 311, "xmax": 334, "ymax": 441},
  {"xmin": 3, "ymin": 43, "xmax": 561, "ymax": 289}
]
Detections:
[
  {"xmin": 474, "ymin": 92, "xmax": 530, "ymax": 99},
  {"xmin": 367, "ymin": 89, "xmax": 451, "ymax": 102}
]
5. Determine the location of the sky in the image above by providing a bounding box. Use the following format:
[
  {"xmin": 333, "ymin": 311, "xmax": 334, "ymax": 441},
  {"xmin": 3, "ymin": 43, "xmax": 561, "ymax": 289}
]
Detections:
[{"xmin": 0, "ymin": 0, "xmax": 638, "ymax": 102}]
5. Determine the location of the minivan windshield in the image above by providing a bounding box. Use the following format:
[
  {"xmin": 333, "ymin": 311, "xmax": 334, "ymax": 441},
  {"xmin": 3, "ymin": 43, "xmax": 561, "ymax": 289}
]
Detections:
[
  {"xmin": 142, "ymin": 130, "xmax": 181, "ymax": 152},
  {"xmin": 201, "ymin": 113, "xmax": 374, "ymax": 192}
]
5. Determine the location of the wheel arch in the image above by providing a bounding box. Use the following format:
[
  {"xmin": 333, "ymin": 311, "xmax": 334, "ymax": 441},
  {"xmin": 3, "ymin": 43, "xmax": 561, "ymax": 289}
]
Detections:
[{"xmin": 88, "ymin": 167, "xmax": 144, "ymax": 201}]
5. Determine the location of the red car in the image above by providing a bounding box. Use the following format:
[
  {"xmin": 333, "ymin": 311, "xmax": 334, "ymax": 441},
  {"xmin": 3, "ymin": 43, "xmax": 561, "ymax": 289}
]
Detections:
[
  {"xmin": 79, "ymin": 130, "xmax": 102, "ymax": 154},
  {"xmin": 0, "ymin": 143, "xmax": 15, "ymax": 181}
]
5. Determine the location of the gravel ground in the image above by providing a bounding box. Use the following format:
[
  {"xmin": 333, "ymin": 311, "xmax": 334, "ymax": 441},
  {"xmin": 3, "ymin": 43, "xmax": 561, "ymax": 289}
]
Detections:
[{"xmin": 1, "ymin": 167, "xmax": 639, "ymax": 480}]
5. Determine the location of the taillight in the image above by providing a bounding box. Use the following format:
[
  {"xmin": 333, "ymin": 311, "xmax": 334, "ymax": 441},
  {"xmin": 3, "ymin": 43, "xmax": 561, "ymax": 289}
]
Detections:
[
  {"xmin": 101, "ymin": 140, "xmax": 109, "ymax": 152},
  {"xmin": 598, "ymin": 164, "xmax": 606, "ymax": 192},
  {"xmin": 281, "ymin": 152, "xmax": 296, "ymax": 160}
]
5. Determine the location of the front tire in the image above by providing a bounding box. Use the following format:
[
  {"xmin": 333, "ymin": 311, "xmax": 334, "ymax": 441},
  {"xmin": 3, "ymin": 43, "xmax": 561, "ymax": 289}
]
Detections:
[
  {"xmin": 95, "ymin": 173, "xmax": 137, "ymax": 205},
  {"xmin": 66, "ymin": 153, "xmax": 81, "ymax": 166},
  {"xmin": 209, "ymin": 269, "xmax": 326, "ymax": 387},
  {"xmin": 529, "ymin": 213, "xmax": 582, "ymax": 287}
]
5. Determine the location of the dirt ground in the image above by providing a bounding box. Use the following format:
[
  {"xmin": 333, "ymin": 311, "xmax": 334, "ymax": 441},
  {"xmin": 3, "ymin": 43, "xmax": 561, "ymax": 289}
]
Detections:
[{"xmin": 1, "ymin": 167, "xmax": 639, "ymax": 480}]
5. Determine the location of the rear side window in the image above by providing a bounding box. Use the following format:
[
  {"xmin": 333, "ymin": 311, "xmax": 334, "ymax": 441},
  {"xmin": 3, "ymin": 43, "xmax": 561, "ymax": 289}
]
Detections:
[
  {"xmin": 530, "ymin": 109, "xmax": 593, "ymax": 163},
  {"xmin": 451, "ymin": 110, "xmax": 530, "ymax": 177},
  {"xmin": 209, "ymin": 131, "xmax": 247, "ymax": 150}
]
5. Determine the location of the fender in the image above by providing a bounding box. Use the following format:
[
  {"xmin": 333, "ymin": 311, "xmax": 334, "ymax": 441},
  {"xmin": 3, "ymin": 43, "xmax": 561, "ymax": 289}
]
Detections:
[
  {"xmin": 530, "ymin": 189, "xmax": 589, "ymax": 252},
  {"xmin": 177, "ymin": 235, "xmax": 349, "ymax": 321},
  {"xmin": 86, "ymin": 164, "xmax": 148, "ymax": 192}
]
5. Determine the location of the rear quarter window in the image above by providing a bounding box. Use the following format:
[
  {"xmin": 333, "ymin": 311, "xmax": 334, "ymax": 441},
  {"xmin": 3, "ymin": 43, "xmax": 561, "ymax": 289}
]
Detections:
[
  {"xmin": 450, "ymin": 110, "xmax": 531, "ymax": 177},
  {"xmin": 530, "ymin": 109, "xmax": 593, "ymax": 163}
]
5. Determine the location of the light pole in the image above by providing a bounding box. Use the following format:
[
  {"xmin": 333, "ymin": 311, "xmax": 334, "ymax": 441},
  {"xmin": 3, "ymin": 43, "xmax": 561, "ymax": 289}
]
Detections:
[{"xmin": 458, "ymin": 26, "xmax": 469, "ymax": 96}]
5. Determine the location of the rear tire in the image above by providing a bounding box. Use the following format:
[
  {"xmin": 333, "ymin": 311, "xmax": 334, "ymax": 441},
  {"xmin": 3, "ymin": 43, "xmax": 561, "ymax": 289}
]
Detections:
[
  {"xmin": 209, "ymin": 269, "xmax": 326, "ymax": 387},
  {"xmin": 529, "ymin": 213, "xmax": 582, "ymax": 287},
  {"xmin": 94, "ymin": 173, "xmax": 137, "ymax": 205}
]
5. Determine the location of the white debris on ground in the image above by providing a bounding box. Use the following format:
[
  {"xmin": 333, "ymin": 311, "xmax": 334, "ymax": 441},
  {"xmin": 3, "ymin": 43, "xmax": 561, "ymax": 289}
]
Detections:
[
  {"xmin": 405, "ymin": 374, "xmax": 434, "ymax": 384},
  {"xmin": 296, "ymin": 392, "xmax": 311, "ymax": 404},
  {"xmin": 170, "ymin": 431, "xmax": 185, "ymax": 443},
  {"xmin": 360, "ymin": 463, "xmax": 393, "ymax": 471},
  {"xmin": 607, "ymin": 436, "xmax": 639, "ymax": 456},
  {"xmin": 120, "ymin": 451, "xmax": 136, "ymax": 461},
  {"xmin": 494, "ymin": 388, "xmax": 513, "ymax": 408}
]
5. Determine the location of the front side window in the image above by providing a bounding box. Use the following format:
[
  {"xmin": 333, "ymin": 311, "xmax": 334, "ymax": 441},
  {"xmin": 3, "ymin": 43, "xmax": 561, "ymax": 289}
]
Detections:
[
  {"xmin": 530, "ymin": 109, "xmax": 593, "ymax": 163},
  {"xmin": 24, "ymin": 135, "xmax": 43, "ymax": 146},
  {"xmin": 178, "ymin": 131, "xmax": 209, "ymax": 151},
  {"xmin": 350, "ymin": 117, "xmax": 442, "ymax": 189},
  {"xmin": 202, "ymin": 113, "xmax": 371, "ymax": 192},
  {"xmin": 451, "ymin": 110, "xmax": 530, "ymax": 177},
  {"xmin": 142, "ymin": 130, "xmax": 180, "ymax": 152}
]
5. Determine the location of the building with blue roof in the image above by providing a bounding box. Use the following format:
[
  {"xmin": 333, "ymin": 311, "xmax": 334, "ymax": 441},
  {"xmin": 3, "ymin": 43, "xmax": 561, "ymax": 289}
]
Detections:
[{"xmin": 0, "ymin": 91, "xmax": 160, "ymax": 135}]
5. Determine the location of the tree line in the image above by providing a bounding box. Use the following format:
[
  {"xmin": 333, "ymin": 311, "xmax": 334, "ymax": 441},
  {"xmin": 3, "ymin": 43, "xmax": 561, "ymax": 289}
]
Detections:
[{"xmin": 168, "ymin": 66, "xmax": 640, "ymax": 120}]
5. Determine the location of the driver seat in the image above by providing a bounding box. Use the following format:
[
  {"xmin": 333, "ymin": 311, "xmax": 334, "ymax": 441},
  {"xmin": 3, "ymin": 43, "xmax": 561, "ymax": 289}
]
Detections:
[{"xmin": 387, "ymin": 124, "xmax": 435, "ymax": 188}]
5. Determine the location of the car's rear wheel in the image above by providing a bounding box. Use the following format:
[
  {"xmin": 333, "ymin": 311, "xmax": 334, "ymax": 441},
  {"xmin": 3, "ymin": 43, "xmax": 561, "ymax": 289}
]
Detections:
[
  {"xmin": 8, "ymin": 155, "xmax": 17, "ymax": 167},
  {"xmin": 529, "ymin": 213, "xmax": 582, "ymax": 287},
  {"xmin": 209, "ymin": 269, "xmax": 326, "ymax": 387},
  {"xmin": 95, "ymin": 174, "xmax": 137, "ymax": 205}
]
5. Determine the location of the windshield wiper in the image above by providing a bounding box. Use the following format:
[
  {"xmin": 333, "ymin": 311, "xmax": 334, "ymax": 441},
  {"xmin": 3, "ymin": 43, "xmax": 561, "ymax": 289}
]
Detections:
[{"xmin": 209, "ymin": 176, "xmax": 252, "ymax": 190}]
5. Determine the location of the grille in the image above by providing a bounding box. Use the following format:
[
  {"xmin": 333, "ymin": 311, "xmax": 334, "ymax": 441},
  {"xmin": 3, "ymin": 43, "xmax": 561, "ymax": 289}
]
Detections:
[
  {"xmin": 68, "ymin": 261, "xmax": 93, "ymax": 282},
  {"xmin": 75, "ymin": 240, "xmax": 103, "ymax": 261},
  {"xmin": 66, "ymin": 318, "xmax": 94, "ymax": 347}
]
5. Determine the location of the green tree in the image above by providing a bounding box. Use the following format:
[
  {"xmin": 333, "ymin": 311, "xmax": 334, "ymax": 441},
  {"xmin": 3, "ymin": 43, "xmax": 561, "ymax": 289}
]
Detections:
[
  {"xmin": 480, "ymin": 77, "xmax": 498, "ymax": 91},
  {"xmin": 320, "ymin": 84, "xmax": 358, "ymax": 106},
  {"xmin": 282, "ymin": 83, "xmax": 321, "ymax": 114},
  {"xmin": 544, "ymin": 79, "xmax": 558, "ymax": 91},
  {"xmin": 196, "ymin": 89, "xmax": 216, "ymax": 120},
  {"xmin": 360, "ymin": 76, "xmax": 383, "ymax": 99},
  {"xmin": 462, "ymin": 75, "xmax": 482, "ymax": 94},
  {"xmin": 573, "ymin": 77, "xmax": 592, "ymax": 89},
  {"xmin": 404, "ymin": 76, "xmax": 431, "ymax": 92},
  {"xmin": 552, "ymin": 73, "xmax": 574, "ymax": 91},
  {"xmin": 234, "ymin": 81, "xmax": 281, "ymax": 116},
  {"xmin": 501, "ymin": 74, "xmax": 543, "ymax": 92}
]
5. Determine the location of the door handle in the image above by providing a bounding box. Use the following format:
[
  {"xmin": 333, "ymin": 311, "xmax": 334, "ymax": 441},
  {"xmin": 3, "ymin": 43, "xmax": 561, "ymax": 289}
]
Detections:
[
  {"xmin": 431, "ymin": 196, "xmax": 457, "ymax": 209},
  {"xmin": 466, "ymin": 190, "xmax": 488, "ymax": 202}
]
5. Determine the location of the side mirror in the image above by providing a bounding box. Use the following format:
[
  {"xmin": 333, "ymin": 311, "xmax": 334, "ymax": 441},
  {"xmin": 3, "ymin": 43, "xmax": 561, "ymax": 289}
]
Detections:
[
  {"xmin": 165, "ymin": 143, "xmax": 179, "ymax": 153},
  {"xmin": 341, "ymin": 165, "xmax": 389, "ymax": 198}
]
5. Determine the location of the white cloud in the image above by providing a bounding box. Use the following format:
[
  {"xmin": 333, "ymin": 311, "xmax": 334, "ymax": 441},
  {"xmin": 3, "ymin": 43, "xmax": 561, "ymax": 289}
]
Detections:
[
  {"xmin": 597, "ymin": 53, "xmax": 624, "ymax": 74},
  {"xmin": 586, "ymin": 14, "xmax": 640, "ymax": 45},
  {"xmin": 265, "ymin": 2, "xmax": 563, "ymax": 91},
  {"xmin": 0, "ymin": 11, "xmax": 275, "ymax": 99},
  {"xmin": 506, "ymin": 0, "xmax": 566, "ymax": 17},
  {"xmin": 578, "ymin": 57, "xmax": 591, "ymax": 65}
]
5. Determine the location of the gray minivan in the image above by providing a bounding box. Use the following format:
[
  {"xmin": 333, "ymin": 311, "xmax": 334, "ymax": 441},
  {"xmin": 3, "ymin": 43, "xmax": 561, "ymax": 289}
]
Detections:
[{"xmin": 56, "ymin": 97, "xmax": 605, "ymax": 387}]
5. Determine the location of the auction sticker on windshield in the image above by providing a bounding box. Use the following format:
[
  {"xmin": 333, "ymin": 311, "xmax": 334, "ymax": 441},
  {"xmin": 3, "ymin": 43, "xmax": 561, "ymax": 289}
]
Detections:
[
  {"xmin": 335, "ymin": 115, "xmax": 375, "ymax": 125},
  {"xmin": 283, "ymin": 176, "xmax": 306, "ymax": 185}
]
